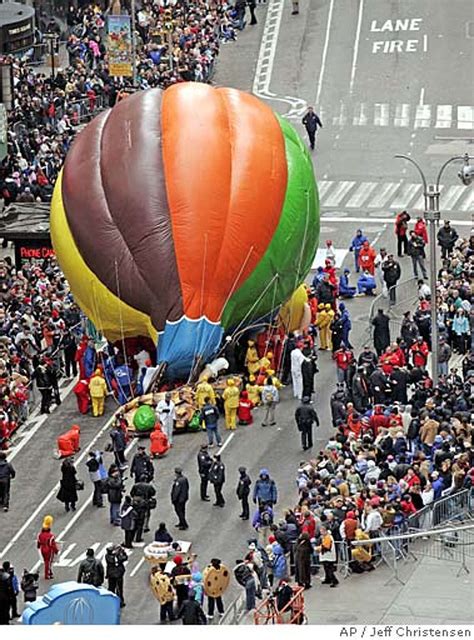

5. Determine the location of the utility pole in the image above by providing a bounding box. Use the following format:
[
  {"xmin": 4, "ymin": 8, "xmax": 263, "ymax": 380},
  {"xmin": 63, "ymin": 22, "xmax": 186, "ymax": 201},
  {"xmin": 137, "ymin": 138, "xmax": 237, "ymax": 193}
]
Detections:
[
  {"xmin": 395, "ymin": 153, "xmax": 473, "ymax": 387},
  {"xmin": 131, "ymin": 0, "xmax": 137, "ymax": 87}
]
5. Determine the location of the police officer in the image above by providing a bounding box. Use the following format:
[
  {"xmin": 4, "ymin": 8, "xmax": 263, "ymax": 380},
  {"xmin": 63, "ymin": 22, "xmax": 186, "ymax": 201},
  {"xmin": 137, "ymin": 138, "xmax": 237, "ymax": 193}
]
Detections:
[
  {"xmin": 209, "ymin": 454, "xmax": 226, "ymax": 507},
  {"xmin": 171, "ymin": 468, "xmax": 189, "ymax": 530},
  {"xmin": 130, "ymin": 475, "xmax": 156, "ymax": 538},
  {"xmin": 236, "ymin": 467, "xmax": 252, "ymax": 520},
  {"xmin": 294, "ymin": 396, "xmax": 319, "ymax": 451},
  {"xmin": 197, "ymin": 444, "xmax": 212, "ymax": 502}
]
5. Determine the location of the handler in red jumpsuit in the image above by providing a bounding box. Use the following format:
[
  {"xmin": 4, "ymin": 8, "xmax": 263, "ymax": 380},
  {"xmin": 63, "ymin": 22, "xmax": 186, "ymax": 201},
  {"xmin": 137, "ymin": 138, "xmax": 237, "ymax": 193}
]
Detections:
[
  {"xmin": 37, "ymin": 515, "xmax": 59, "ymax": 579},
  {"xmin": 149, "ymin": 423, "xmax": 170, "ymax": 458},
  {"xmin": 57, "ymin": 425, "xmax": 81, "ymax": 458},
  {"xmin": 358, "ymin": 241, "xmax": 376, "ymax": 275},
  {"xmin": 75, "ymin": 336, "xmax": 89, "ymax": 380},
  {"xmin": 238, "ymin": 390, "xmax": 254, "ymax": 425},
  {"xmin": 73, "ymin": 379, "xmax": 90, "ymax": 414}
]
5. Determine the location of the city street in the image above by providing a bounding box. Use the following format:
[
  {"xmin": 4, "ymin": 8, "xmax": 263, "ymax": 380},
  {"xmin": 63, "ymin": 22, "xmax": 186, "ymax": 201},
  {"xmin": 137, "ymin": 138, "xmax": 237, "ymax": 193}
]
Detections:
[{"xmin": 0, "ymin": 0, "xmax": 473, "ymax": 627}]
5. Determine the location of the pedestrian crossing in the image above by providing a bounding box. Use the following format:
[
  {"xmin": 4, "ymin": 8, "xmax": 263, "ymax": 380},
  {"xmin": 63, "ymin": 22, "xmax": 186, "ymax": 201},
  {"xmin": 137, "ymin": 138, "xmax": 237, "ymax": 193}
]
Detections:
[
  {"xmin": 320, "ymin": 103, "xmax": 474, "ymax": 129},
  {"xmin": 317, "ymin": 179, "xmax": 474, "ymax": 211}
]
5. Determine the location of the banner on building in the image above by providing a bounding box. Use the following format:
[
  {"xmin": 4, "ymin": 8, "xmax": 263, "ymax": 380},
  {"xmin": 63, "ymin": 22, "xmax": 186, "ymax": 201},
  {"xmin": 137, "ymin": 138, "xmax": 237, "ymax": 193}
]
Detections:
[{"xmin": 107, "ymin": 15, "xmax": 133, "ymax": 77}]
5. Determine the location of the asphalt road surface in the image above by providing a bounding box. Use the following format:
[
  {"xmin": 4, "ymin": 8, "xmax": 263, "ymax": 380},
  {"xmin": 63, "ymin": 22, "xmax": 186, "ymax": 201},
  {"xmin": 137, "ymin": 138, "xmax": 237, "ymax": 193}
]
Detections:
[{"xmin": 1, "ymin": 0, "xmax": 473, "ymax": 625}]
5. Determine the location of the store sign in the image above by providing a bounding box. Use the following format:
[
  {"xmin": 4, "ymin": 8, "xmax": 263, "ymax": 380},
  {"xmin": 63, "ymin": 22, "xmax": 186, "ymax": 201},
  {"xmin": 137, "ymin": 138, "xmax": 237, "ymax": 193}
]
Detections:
[
  {"xmin": 8, "ymin": 21, "xmax": 32, "ymax": 37},
  {"xmin": 107, "ymin": 15, "xmax": 133, "ymax": 77},
  {"xmin": 14, "ymin": 240, "xmax": 55, "ymax": 269}
]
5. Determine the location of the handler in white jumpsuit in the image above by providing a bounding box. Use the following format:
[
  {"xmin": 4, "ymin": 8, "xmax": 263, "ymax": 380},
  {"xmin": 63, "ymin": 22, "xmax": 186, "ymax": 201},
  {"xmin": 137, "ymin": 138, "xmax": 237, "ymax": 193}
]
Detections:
[
  {"xmin": 290, "ymin": 346, "xmax": 309, "ymax": 400},
  {"xmin": 155, "ymin": 392, "xmax": 176, "ymax": 446}
]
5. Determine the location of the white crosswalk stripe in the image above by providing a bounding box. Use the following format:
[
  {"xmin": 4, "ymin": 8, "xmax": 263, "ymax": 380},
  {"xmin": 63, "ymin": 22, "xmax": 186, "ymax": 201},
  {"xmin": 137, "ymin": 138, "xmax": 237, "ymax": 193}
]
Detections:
[
  {"xmin": 321, "ymin": 102, "xmax": 474, "ymax": 129},
  {"xmin": 435, "ymin": 105, "xmax": 453, "ymax": 129},
  {"xmin": 324, "ymin": 181, "xmax": 355, "ymax": 206},
  {"xmin": 458, "ymin": 187, "xmax": 474, "ymax": 211},
  {"xmin": 414, "ymin": 104, "xmax": 431, "ymax": 128},
  {"xmin": 346, "ymin": 182, "xmax": 378, "ymax": 208},
  {"xmin": 317, "ymin": 181, "xmax": 470, "ymax": 212},
  {"xmin": 366, "ymin": 183, "xmax": 399, "ymax": 208},
  {"xmin": 389, "ymin": 183, "xmax": 421, "ymax": 209},
  {"xmin": 440, "ymin": 185, "xmax": 467, "ymax": 210}
]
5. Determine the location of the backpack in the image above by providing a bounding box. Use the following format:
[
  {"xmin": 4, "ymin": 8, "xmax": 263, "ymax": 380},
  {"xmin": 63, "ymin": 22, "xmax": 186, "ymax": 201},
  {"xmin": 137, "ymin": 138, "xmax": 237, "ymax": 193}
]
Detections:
[
  {"xmin": 260, "ymin": 509, "xmax": 273, "ymax": 527},
  {"xmin": 234, "ymin": 563, "xmax": 252, "ymax": 587},
  {"xmin": 82, "ymin": 561, "xmax": 100, "ymax": 586}
]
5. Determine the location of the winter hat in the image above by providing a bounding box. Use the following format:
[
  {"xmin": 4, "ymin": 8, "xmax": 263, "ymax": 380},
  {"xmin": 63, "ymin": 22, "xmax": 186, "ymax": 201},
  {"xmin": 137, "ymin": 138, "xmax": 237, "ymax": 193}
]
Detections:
[
  {"xmin": 248, "ymin": 543, "xmax": 256, "ymax": 550},
  {"xmin": 42, "ymin": 515, "xmax": 53, "ymax": 529},
  {"xmin": 173, "ymin": 556, "xmax": 183, "ymax": 565},
  {"xmin": 346, "ymin": 511, "xmax": 356, "ymax": 519},
  {"xmin": 268, "ymin": 535, "xmax": 276, "ymax": 544}
]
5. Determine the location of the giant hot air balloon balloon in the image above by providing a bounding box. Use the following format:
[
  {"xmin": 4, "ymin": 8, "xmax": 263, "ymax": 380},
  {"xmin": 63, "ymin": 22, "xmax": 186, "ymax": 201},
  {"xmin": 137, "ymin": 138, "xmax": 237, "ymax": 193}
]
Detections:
[{"xmin": 51, "ymin": 83, "xmax": 319, "ymax": 378}]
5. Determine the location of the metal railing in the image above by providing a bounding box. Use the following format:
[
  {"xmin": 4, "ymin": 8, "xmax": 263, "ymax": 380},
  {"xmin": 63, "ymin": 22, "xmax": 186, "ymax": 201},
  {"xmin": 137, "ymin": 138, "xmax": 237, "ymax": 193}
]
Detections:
[
  {"xmin": 407, "ymin": 489, "xmax": 472, "ymax": 531},
  {"xmin": 369, "ymin": 275, "xmax": 419, "ymax": 337},
  {"xmin": 217, "ymin": 592, "xmax": 246, "ymax": 625}
]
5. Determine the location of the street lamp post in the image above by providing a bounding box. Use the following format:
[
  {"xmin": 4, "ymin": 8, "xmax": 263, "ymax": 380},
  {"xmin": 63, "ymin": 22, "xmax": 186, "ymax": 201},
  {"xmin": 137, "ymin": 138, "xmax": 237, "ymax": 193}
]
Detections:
[
  {"xmin": 131, "ymin": 0, "xmax": 137, "ymax": 88},
  {"xmin": 394, "ymin": 153, "xmax": 473, "ymax": 387}
]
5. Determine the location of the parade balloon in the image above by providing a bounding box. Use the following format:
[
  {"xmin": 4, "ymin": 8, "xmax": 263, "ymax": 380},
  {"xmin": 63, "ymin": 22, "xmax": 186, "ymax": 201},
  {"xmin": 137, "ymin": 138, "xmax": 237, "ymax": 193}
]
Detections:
[
  {"xmin": 133, "ymin": 405, "xmax": 156, "ymax": 432},
  {"xmin": 51, "ymin": 83, "xmax": 320, "ymax": 378}
]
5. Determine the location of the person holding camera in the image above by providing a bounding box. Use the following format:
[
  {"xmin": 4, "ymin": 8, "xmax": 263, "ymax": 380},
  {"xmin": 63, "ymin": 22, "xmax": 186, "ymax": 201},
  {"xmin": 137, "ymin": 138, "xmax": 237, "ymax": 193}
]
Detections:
[{"xmin": 105, "ymin": 544, "xmax": 128, "ymax": 608}]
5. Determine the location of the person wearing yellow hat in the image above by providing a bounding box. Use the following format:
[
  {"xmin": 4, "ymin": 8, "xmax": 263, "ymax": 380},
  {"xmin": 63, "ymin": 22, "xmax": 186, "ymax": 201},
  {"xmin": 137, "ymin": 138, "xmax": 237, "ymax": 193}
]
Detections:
[
  {"xmin": 245, "ymin": 340, "xmax": 259, "ymax": 375},
  {"xmin": 89, "ymin": 369, "xmax": 107, "ymax": 416},
  {"xmin": 246, "ymin": 375, "xmax": 261, "ymax": 406},
  {"xmin": 258, "ymin": 351, "xmax": 273, "ymax": 371},
  {"xmin": 222, "ymin": 378, "xmax": 240, "ymax": 430},
  {"xmin": 37, "ymin": 515, "xmax": 59, "ymax": 580},
  {"xmin": 195, "ymin": 376, "xmax": 216, "ymax": 409}
]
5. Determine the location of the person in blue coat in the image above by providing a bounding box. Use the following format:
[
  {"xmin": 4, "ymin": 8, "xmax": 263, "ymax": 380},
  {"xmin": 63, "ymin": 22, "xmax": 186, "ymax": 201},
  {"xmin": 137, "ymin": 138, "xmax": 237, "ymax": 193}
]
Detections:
[
  {"xmin": 357, "ymin": 271, "xmax": 376, "ymax": 295},
  {"xmin": 271, "ymin": 544, "xmax": 288, "ymax": 581},
  {"xmin": 339, "ymin": 268, "xmax": 357, "ymax": 298},
  {"xmin": 338, "ymin": 302, "xmax": 353, "ymax": 349},
  {"xmin": 349, "ymin": 229, "xmax": 368, "ymax": 272},
  {"xmin": 311, "ymin": 266, "xmax": 325, "ymax": 289},
  {"xmin": 253, "ymin": 469, "xmax": 278, "ymax": 507},
  {"xmin": 83, "ymin": 340, "xmax": 97, "ymax": 379}
]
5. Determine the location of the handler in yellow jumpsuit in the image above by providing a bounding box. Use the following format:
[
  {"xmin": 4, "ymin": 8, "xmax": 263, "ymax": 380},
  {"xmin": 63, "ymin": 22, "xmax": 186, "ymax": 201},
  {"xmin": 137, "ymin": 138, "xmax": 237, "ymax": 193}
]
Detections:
[
  {"xmin": 245, "ymin": 340, "xmax": 259, "ymax": 375},
  {"xmin": 316, "ymin": 304, "xmax": 334, "ymax": 350},
  {"xmin": 223, "ymin": 378, "xmax": 240, "ymax": 430},
  {"xmin": 195, "ymin": 376, "xmax": 216, "ymax": 408},
  {"xmin": 246, "ymin": 375, "xmax": 261, "ymax": 406},
  {"xmin": 89, "ymin": 368, "xmax": 107, "ymax": 416},
  {"xmin": 258, "ymin": 351, "xmax": 273, "ymax": 371}
]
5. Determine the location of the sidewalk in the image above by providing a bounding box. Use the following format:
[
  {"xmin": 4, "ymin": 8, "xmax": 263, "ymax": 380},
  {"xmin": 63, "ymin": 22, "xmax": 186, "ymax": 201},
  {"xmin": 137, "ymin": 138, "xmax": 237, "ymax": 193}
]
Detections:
[{"xmin": 295, "ymin": 555, "xmax": 472, "ymax": 625}]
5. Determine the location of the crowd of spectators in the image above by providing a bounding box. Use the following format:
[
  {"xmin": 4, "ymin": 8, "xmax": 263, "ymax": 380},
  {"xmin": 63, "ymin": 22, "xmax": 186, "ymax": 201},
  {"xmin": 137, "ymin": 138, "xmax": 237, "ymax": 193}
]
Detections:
[
  {"xmin": 0, "ymin": 256, "xmax": 83, "ymax": 447},
  {"xmin": 1, "ymin": 1, "xmax": 246, "ymax": 206}
]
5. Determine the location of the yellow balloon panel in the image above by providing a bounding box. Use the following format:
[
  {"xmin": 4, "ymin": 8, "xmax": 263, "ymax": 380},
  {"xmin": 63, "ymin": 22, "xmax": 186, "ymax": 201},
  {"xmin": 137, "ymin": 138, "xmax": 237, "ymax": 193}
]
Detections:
[{"xmin": 277, "ymin": 284, "xmax": 308, "ymax": 333}]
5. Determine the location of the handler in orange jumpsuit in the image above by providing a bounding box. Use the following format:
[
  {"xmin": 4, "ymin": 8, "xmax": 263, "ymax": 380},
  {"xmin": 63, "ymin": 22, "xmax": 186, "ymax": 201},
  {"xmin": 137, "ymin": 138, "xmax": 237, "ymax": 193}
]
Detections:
[
  {"xmin": 37, "ymin": 515, "xmax": 59, "ymax": 580},
  {"xmin": 150, "ymin": 423, "xmax": 170, "ymax": 458},
  {"xmin": 358, "ymin": 241, "xmax": 376, "ymax": 275}
]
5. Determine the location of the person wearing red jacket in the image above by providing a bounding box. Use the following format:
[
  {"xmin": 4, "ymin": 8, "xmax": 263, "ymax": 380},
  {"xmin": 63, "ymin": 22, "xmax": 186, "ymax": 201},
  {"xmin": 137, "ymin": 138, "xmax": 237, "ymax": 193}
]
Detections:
[
  {"xmin": 37, "ymin": 515, "xmax": 59, "ymax": 579},
  {"xmin": 379, "ymin": 348, "xmax": 399, "ymax": 375},
  {"xmin": 149, "ymin": 423, "xmax": 170, "ymax": 458},
  {"xmin": 358, "ymin": 241, "xmax": 376, "ymax": 275},
  {"xmin": 414, "ymin": 216, "xmax": 428, "ymax": 244},
  {"xmin": 333, "ymin": 345, "xmax": 354, "ymax": 384},
  {"xmin": 395, "ymin": 210, "xmax": 411, "ymax": 257},
  {"xmin": 410, "ymin": 337, "xmax": 429, "ymax": 369},
  {"xmin": 369, "ymin": 405, "xmax": 388, "ymax": 436},
  {"xmin": 299, "ymin": 510, "xmax": 316, "ymax": 539},
  {"xmin": 237, "ymin": 390, "xmax": 254, "ymax": 425},
  {"xmin": 75, "ymin": 336, "xmax": 89, "ymax": 380}
]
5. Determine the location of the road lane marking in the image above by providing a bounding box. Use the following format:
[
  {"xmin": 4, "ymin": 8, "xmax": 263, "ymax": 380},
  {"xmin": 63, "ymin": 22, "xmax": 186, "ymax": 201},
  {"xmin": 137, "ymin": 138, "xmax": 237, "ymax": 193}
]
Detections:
[
  {"xmin": 459, "ymin": 188, "xmax": 474, "ymax": 211},
  {"xmin": 353, "ymin": 102, "xmax": 368, "ymax": 126},
  {"xmin": 315, "ymin": 0, "xmax": 336, "ymax": 106},
  {"xmin": 414, "ymin": 104, "xmax": 431, "ymax": 128},
  {"xmin": 317, "ymin": 181, "xmax": 334, "ymax": 199},
  {"xmin": 419, "ymin": 87, "xmax": 424, "ymax": 106},
  {"xmin": 435, "ymin": 105, "xmax": 453, "ymax": 128},
  {"xmin": 320, "ymin": 216, "xmax": 472, "ymax": 227},
  {"xmin": 219, "ymin": 432, "xmax": 235, "ymax": 454},
  {"xmin": 346, "ymin": 182, "xmax": 378, "ymax": 208},
  {"xmin": 0, "ymin": 412, "xmax": 118, "ymax": 560},
  {"xmin": 457, "ymin": 106, "xmax": 474, "ymax": 129},
  {"xmin": 366, "ymin": 183, "xmax": 399, "ymax": 208},
  {"xmin": 349, "ymin": 0, "xmax": 365, "ymax": 95},
  {"xmin": 389, "ymin": 183, "xmax": 421, "ymax": 209},
  {"xmin": 130, "ymin": 557, "xmax": 145, "ymax": 578},
  {"xmin": 440, "ymin": 186, "xmax": 466, "ymax": 210},
  {"xmin": 324, "ymin": 181, "xmax": 355, "ymax": 207},
  {"xmin": 394, "ymin": 103, "xmax": 410, "ymax": 127},
  {"xmin": 374, "ymin": 103, "xmax": 389, "ymax": 126}
]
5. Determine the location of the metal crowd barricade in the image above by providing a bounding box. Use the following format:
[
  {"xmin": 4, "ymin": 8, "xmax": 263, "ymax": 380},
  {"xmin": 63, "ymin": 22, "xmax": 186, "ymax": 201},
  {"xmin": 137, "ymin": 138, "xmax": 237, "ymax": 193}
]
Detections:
[
  {"xmin": 335, "ymin": 540, "xmax": 352, "ymax": 578},
  {"xmin": 68, "ymin": 94, "xmax": 105, "ymax": 126},
  {"xmin": 407, "ymin": 489, "xmax": 471, "ymax": 531},
  {"xmin": 368, "ymin": 276, "xmax": 419, "ymax": 336},
  {"xmin": 218, "ymin": 592, "xmax": 246, "ymax": 625}
]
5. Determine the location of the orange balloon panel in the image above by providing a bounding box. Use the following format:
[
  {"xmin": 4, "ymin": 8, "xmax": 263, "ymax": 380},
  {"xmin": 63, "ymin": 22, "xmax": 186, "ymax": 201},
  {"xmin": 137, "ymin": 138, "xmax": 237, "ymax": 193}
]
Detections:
[{"xmin": 161, "ymin": 83, "xmax": 288, "ymax": 322}]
